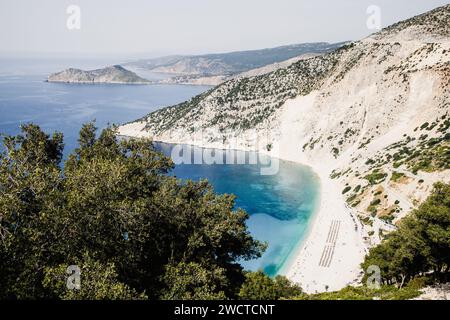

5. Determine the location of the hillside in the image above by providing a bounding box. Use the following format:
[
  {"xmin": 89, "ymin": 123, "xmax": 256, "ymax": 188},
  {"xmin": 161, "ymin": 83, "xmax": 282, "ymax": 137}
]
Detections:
[
  {"xmin": 119, "ymin": 5, "xmax": 450, "ymax": 292},
  {"xmin": 124, "ymin": 42, "xmax": 345, "ymax": 85},
  {"xmin": 47, "ymin": 65, "xmax": 150, "ymax": 84},
  {"xmin": 149, "ymin": 53, "xmax": 324, "ymax": 86}
]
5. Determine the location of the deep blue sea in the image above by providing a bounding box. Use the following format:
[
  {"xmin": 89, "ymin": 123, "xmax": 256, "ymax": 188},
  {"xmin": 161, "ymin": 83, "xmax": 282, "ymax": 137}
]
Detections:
[{"xmin": 0, "ymin": 57, "xmax": 320, "ymax": 276}]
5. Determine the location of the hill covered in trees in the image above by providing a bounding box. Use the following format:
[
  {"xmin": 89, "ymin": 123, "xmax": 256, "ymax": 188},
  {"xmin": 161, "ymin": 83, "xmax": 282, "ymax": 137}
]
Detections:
[{"xmin": 47, "ymin": 65, "xmax": 151, "ymax": 84}]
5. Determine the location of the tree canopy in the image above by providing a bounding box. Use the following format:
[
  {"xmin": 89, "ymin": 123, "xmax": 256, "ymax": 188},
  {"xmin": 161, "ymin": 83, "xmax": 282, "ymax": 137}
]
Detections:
[
  {"xmin": 0, "ymin": 123, "xmax": 265, "ymax": 299},
  {"xmin": 238, "ymin": 271, "xmax": 303, "ymax": 300},
  {"xmin": 362, "ymin": 182, "xmax": 450, "ymax": 287}
]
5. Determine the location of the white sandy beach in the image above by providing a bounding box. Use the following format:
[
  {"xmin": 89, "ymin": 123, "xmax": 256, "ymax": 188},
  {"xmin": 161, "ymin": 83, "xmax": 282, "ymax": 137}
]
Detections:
[
  {"xmin": 281, "ymin": 168, "xmax": 367, "ymax": 293},
  {"xmin": 272, "ymin": 93, "xmax": 368, "ymax": 293}
]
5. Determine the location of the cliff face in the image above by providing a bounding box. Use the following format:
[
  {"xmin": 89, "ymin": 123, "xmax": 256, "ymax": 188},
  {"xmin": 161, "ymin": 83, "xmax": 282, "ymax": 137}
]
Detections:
[
  {"xmin": 47, "ymin": 65, "xmax": 150, "ymax": 84},
  {"xmin": 120, "ymin": 5, "xmax": 449, "ymax": 242}
]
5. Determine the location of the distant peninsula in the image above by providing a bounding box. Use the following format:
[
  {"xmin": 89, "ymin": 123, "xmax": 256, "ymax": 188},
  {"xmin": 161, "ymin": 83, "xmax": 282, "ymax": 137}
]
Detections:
[
  {"xmin": 124, "ymin": 42, "xmax": 346, "ymax": 85},
  {"xmin": 47, "ymin": 65, "xmax": 150, "ymax": 84}
]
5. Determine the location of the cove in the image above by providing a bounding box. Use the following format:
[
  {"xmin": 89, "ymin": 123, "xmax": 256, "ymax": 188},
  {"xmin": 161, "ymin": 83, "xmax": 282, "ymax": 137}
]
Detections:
[
  {"xmin": 154, "ymin": 142, "xmax": 320, "ymax": 276},
  {"xmin": 0, "ymin": 58, "xmax": 320, "ymax": 277}
]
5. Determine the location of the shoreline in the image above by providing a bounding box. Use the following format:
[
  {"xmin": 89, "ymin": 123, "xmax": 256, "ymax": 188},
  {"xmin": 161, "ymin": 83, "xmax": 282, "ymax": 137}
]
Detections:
[
  {"xmin": 118, "ymin": 128, "xmax": 368, "ymax": 293},
  {"xmin": 277, "ymin": 171, "xmax": 323, "ymax": 276},
  {"xmin": 46, "ymin": 80, "xmax": 151, "ymax": 85},
  {"xmin": 281, "ymin": 168, "xmax": 367, "ymax": 293}
]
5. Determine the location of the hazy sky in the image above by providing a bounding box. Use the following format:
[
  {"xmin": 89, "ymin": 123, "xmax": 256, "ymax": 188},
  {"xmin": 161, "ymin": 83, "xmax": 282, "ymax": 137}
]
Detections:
[{"xmin": 0, "ymin": 0, "xmax": 448, "ymax": 58}]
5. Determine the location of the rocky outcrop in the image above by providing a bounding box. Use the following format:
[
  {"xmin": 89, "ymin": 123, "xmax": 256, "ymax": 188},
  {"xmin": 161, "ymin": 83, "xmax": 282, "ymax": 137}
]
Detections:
[{"xmin": 47, "ymin": 65, "xmax": 150, "ymax": 84}]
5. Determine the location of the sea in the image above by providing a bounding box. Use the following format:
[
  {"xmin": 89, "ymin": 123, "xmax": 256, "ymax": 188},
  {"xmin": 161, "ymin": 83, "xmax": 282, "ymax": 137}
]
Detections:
[{"xmin": 0, "ymin": 57, "xmax": 320, "ymax": 276}]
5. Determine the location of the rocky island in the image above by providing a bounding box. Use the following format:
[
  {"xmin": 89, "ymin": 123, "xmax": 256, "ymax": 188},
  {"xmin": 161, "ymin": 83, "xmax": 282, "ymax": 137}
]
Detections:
[{"xmin": 47, "ymin": 65, "xmax": 150, "ymax": 84}]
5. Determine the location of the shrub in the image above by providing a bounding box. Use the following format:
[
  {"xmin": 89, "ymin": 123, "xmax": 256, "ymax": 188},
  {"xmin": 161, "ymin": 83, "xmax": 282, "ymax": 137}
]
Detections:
[
  {"xmin": 391, "ymin": 171, "xmax": 405, "ymax": 182},
  {"xmin": 370, "ymin": 199, "xmax": 381, "ymax": 206},
  {"xmin": 342, "ymin": 186, "xmax": 352, "ymax": 194},
  {"xmin": 364, "ymin": 170, "xmax": 387, "ymax": 185}
]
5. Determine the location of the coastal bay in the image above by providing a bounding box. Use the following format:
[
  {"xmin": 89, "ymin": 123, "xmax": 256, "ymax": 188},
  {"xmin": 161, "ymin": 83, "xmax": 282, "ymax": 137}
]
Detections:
[
  {"xmin": 119, "ymin": 126, "xmax": 368, "ymax": 293},
  {"xmin": 0, "ymin": 58, "xmax": 321, "ymax": 278}
]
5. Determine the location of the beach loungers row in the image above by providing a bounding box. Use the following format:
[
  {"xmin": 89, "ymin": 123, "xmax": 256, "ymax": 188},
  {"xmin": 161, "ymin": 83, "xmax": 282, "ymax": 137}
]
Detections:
[{"xmin": 319, "ymin": 220, "xmax": 341, "ymax": 267}]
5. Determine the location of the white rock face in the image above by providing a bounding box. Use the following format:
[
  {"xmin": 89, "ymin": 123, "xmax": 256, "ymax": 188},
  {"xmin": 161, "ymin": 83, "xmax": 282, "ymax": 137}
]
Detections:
[{"xmin": 119, "ymin": 5, "xmax": 450, "ymax": 293}]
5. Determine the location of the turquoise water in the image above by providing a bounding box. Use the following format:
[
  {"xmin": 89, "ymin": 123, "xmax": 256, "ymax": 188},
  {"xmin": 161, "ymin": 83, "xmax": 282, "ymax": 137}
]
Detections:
[
  {"xmin": 0, "ymin": 58, "xmax": 320, "ymax": 276},
  {"xmin": 155, "ymin": 143, "xmax": 320, "ymax": 276}
]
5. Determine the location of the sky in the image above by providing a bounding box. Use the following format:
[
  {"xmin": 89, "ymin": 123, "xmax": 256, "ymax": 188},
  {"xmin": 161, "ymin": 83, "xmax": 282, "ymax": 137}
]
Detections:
[{"xmin": 0, "ymin": 0, "xmax": 448, "ymax": 58}]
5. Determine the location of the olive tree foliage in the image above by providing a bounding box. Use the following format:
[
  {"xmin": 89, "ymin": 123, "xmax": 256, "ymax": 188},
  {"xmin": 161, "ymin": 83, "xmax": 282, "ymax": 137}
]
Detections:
[
  {"xmin": 160, "ymin": 262, "xmax": 228, "ymax": 300},
  {"xmin": 362, "ymin": 182, "xmax": 449, "ymax": 287},
  {"xmin": 238, "ymin": 271, "xmax": 303, "ymax": 300},
  {"xmin": 42, "ymin": 253, "xmax": 146, "ymax": 300},
  {"xmin": 0, "ymin": 123, "xmax": 264, "ymax": 299}
]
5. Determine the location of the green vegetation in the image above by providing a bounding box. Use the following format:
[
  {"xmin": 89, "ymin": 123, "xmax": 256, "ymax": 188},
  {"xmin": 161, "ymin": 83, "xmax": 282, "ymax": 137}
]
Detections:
[
  {"xmin": 293, "ymin": 282, "xmax": 422, "ymax": 300},
  {"xmin": 393, "ymin": 161, "xmax": 402, "ymax": 168},
  {"xmin": 380, "ymin": 4, "xmax": 450, "ymax": 38},
  {"xmin": 333, "ymin": 49, "xmax": 365, "ymax": 83},
  {"xmin": 362, "ymin": 182, "xmax": 450, "ymax": 287},
  {"xmin": 368, "ymin": 114, "xmax": 448, "ymax": 178},
  {"xmin": 391, "ymin": 171, "xmax": 406, "ymax": 182},
  {"xmin": 342, "ymin": 186, "xmax": 352, "ymax": 194},
  {"xmin": 330, "ymin": 169, "xmax": 341, "ymax": 179},
  {"xmin": 143, "ymin": 51, "xmax": 341, "ymax": 134},
  {"xmin": 382, "ymin": 116, "xmax": 449, "ymax": 175},
  {"xmin": 1, "ymin": 123, "xmax": 448, "ymax": 300},
  {"xmin": 364, "ymin": 169, "xmax": 387, "ymax": 185},
  {"xmin": 367, "ymin": 205, "xmax": 378, "ymax": 214},
  {"xmin": 346, "ymin": 194, "xmax": 357, "ymax": 204},
  {"xmin": 361, "ymin": 216, "xmax": 374, "ymax": 227},
  {"xmin": 238, "ymin": 271, "xmax": 303, "ymax": 300},
  {"xmin": 42, "ymin": 254, "xmax": 146, "ymax": 300},
  {"xmin": 239, "ymin": 270, "xmax": 423, "ymax": 300},
  {"xmin": 358, "ymin": 138, "xmax": 371, "ymax": 149},
  {"xmin": 380, "ymin": 214, "xmax": 395, "ymax": 224},
  {"xmin": 332, "ymin": 147, "xmax": 339, "ymax": 158},
  {"xmin": 0, "ymin": 123, "xmax": 265, "ymax": 299},
  {"xmin": 293, "ymin": 183, "xmax": 449, "ymax": 300},
  {"xmin": 420, "ymin": 122, "xmax": 429, "ymax": 130},
  {"xmin": 351, "ymin": 200, "xmax": 361, "ymax": 208}
]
